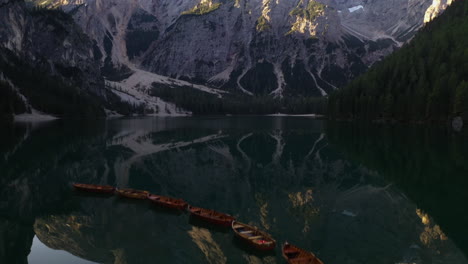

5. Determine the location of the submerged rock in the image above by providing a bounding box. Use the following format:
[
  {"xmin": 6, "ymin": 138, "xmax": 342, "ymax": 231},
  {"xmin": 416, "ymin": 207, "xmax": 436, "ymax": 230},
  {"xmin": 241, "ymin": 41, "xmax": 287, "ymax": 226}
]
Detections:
[{"xmin": 452, "ymin": 116, "xmax": 463, "ymax": 132}]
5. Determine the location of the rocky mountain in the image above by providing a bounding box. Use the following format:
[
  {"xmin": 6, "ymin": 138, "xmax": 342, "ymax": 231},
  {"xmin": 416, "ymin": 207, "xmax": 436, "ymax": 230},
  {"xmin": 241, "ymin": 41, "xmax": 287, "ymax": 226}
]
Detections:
[
  {"xmin": 0, "ymin": 0, "xmax": 200, "ymax": 119},
  {"xmin": 327, "ymin": 0, "xmax": 467, "ymax": 123},
  {"xmin": 30, "ymin": 0, "xmax": 452, "ymax": 99},
  {"xmin": 0, "ymin": 0, "xmax": 109, "ymax": 118},
  {"xmin": 0, "ymin": 0, "xmax": 454, "ymax": 118},
  {"xmin": 0, "ymin": 0, "xmax": 102, "ymax": 92}
]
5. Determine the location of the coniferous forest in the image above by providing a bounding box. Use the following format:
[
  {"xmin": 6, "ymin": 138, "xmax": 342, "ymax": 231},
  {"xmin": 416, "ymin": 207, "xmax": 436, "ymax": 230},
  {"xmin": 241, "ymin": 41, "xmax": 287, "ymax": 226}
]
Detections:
[
  {"xmin": 0, "ymin": 49, "xmax": 105, "ymax": 119},
  {"xmin": 2, "ymin": 1, "xmax": 468, "ymax": 263},
  {"xmin": 328, "ymin": 0, "xmax": 468, "ymax": 123},
  {"xmin": 151, "ymin": 84, "xmax": 327, "ymax": 115},
  {"xmin": 2, "ymin": 0, "xmax": 467, "ymax": 120}
]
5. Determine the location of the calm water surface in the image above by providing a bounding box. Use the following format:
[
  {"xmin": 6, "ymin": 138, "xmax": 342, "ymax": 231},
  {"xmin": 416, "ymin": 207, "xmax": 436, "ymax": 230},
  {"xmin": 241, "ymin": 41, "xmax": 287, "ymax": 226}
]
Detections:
[{"xmin": 0, "ymin": 117, "xmax": 467, "ymax": 264}]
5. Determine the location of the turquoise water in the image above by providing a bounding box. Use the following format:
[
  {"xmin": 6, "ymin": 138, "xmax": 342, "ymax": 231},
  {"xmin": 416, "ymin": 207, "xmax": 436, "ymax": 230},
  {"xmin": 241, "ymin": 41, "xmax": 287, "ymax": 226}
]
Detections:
[{"xmin": 0, "ymin": 117, "xmax": 467, "ymax": 263}]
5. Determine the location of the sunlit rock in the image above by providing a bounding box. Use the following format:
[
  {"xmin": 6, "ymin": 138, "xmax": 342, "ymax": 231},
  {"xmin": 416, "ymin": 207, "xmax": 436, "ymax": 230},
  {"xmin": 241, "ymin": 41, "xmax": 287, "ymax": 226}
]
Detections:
[{"xmin": 424, "ymin": 0, "xmax": 454, "ymax": 23}]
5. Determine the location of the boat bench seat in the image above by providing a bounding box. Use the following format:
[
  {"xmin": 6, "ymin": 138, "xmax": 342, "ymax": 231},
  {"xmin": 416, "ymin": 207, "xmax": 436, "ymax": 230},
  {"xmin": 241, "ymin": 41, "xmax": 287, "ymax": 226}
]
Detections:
[
  {"xmin": 233, "ymin": 224, "xmax": 244, "ymax": 228},
  {"xmin": 240, "ymin": 230, "xmax": 253, "ymax": 234},
  {"xmin": 248, "ymin": 236, "xmax": 263, "ymax": 240}
]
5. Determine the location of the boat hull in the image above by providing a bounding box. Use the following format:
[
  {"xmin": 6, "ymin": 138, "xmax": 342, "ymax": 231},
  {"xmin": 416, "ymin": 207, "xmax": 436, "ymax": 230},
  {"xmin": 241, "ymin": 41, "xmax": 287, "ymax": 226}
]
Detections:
[
  {"xmin": 188, "ymin": 206, "xmax": 235, "ymax": 227},
  {"xmin": 231, "ymin": 221, "xmax": 276, "ymax": 251},
  {"xmin": 147, "ymin": 194, "xmax": 187, "ymax": 210},
  {"xmin": 191, "ymin": 214, "xmax": 233, "ymax": 227},
  {"xmin": 116, "ymin": 188, "xmax": 149, "ymax": 199},
  {"xmin": 282, "ymin": 243, "xmax": 324, "ymax": 264},
  {"xmin": 248, "ymin": 240, "xmax": 276, "ymax": 251},
  {"xmin": 73, "ymin": 184, "xmax": 115, "ymax": 194}
]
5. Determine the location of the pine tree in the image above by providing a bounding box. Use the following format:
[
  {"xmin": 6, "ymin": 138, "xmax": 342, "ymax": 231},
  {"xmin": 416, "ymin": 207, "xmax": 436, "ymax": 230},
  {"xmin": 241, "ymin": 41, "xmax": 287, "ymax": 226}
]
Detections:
[{"xmin": 454, "ymin": 81, "xmax": 468, "ymax": 118}]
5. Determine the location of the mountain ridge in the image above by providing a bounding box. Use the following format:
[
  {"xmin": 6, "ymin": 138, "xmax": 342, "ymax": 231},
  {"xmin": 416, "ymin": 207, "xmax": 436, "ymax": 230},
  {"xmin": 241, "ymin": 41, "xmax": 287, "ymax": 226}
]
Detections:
[
  {"xmin": 33, "ymin": 0, "xmax": 444, "ymax": 98},
  {"xmin": 328, "ymin": 0, "xmax": 467, "ymax": 123},
  {"xmin": 0, "ymin": 0, "xmax": 454, "ymax": 118}
]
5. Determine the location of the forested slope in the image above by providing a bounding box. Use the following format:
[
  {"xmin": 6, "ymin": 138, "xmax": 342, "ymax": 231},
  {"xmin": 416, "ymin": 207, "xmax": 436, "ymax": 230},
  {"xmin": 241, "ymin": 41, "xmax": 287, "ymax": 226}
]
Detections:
[
  {"xmin": 328, "ymin": 0, "xmax": 468, "ymax": 122},
  {"xmin": 0, "ymin": 49, "xmax": 105, "ymax": 120},
  {"xmin": 0, "ymin": 2, "xmax": 131, "ymax": 120}
]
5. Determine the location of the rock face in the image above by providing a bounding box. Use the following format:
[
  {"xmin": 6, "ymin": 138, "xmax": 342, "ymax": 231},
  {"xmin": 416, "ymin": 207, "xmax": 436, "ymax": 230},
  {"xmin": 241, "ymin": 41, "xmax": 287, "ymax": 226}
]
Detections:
[
  {"xmin": 32, "ymin": 0, "xmax": 451, "ymax": 98},
  {"xmin": 424, "ymin": 0, "xmax": 454, "ymax": 23},
  {"xmin": 0, "ymin": 0, "xmax": 111, "ymax": 117},
  {"xmin": 0, "ymin": 0, "xmax": 455, "ymax": 116},
  {"xmin": 0, "ymin": 0, "xmax": 104, "ymax": 95},
  {"xmin": 0, "ymin": 0, "xmax": 192, "ymax": 116}
]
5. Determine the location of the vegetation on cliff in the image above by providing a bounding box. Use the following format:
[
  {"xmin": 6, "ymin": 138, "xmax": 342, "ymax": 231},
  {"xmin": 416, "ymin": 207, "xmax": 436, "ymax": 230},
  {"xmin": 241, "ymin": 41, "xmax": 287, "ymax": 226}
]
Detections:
[
  {"xmin": 151, "ymin": 84, "xmax": 327, "ymax": 115},
  {"xmin": 181, "ymin": 1, "xmax": 222, "ymax": 16},
  {"xmin": 328, "ymin": 0, "xmax": 468, "ymax": 122}
]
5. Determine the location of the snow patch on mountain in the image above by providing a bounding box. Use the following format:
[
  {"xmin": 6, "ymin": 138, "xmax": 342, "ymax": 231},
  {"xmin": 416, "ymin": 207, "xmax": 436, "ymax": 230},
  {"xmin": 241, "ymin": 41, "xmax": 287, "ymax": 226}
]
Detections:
[
  {"xmin": 106, "ymin": 65, "xmax": 227, "ymax": 116},
  {"xmin": 348, "ymin": 5, "xmax": 363, "ymax": 13},
  {"xmin": 15, "ymin": 109, "xmax": 58, "ymax": 122},
  {"xmin": 307, "ymin": 69, "xmax": 327, "ymax": 96},
  {"xmin": 28, "ymin": 0, "xmax": 452, "ymax": 99},
  {"xmin": 208, "ymin": 64, "xmax": 235, "ymax": 84},
  {"xmin": 106, "ymin": 72, "xmax": 190, "ymax": 116},
  {"xmin": 271, "ymin": 63, "xmax": 286, "ymax": 98},
  {"xmin": 114, "ymin": 67, "xmax": 225, "ymax": 97}
]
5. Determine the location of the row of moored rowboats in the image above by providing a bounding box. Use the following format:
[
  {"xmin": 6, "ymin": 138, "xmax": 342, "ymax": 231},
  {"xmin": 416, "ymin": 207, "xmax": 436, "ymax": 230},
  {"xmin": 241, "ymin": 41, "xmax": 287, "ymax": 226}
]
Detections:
[{"xmin": 72, "ymin": 183, "xmax": 324, "ymax": 264}]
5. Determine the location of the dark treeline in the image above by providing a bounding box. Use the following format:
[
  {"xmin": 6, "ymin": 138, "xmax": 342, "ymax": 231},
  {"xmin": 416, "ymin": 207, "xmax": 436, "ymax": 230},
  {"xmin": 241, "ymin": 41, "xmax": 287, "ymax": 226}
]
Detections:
[
  {"xmin": 0, "ymin": 49, "xmax": 105, "ymax": 119},
  {"xmin": 326, "ymin": 121, "xmax": 468, "ymax": 255},
  {"xmin": 328, "ymin": 0, "xmax": 468, "ymax": 122},
  {"xmin": 151, "ymin": 84, "xmax": 327, "ymax": 115}
]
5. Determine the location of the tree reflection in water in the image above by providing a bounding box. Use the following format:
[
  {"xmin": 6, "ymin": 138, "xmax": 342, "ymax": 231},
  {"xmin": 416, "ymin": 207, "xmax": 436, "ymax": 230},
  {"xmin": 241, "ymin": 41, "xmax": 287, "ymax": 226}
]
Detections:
[{"xmin": 0, "ymin": 117, "xmax": 466, "ymax": 264}]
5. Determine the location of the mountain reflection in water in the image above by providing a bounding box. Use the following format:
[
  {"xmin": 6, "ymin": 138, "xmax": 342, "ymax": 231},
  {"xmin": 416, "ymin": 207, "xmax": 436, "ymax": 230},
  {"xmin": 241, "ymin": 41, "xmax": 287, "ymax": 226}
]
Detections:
[{"xmin": 0, "ymin": 117, "xmax": 466, "ymax": 264}]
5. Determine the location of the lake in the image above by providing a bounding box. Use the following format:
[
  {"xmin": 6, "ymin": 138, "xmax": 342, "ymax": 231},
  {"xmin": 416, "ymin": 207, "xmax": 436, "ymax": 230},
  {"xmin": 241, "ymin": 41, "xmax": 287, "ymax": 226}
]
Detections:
[{"xmin": 0, "ymin": 117, "xmax": 467, "ymax": 264}]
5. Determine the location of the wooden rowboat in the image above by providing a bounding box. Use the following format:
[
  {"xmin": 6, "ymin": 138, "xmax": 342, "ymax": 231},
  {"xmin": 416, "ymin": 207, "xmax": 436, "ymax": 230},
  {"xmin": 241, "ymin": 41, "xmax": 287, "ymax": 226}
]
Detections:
[
  {"xmin": 188, "ymin": 205, "xmax": 235, "ymax": 227},
  {"xmin": 147, "ymin": 194, "xmax": 188, "ymax": 210},
  {"xmin": 231, "ymin": 221, "xmax": 276, "ymax": 251},
  {"xmin": 72, "ymin": 183, "xmax": 115, "ymax": 194},
  {"xmin": 115, "ymin": 188, "xmax": 149, "ymax": 199},
  {"xmin": 282, "ymin": 242, "xmax": 324, "ymax": 264}
]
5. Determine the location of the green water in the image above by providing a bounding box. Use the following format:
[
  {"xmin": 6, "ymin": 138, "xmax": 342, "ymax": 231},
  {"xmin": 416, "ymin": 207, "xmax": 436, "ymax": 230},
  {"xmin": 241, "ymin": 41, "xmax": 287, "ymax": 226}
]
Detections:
[{"xmin": 0, "ymin": 117, "xmax": 467, "ymax": 264}]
